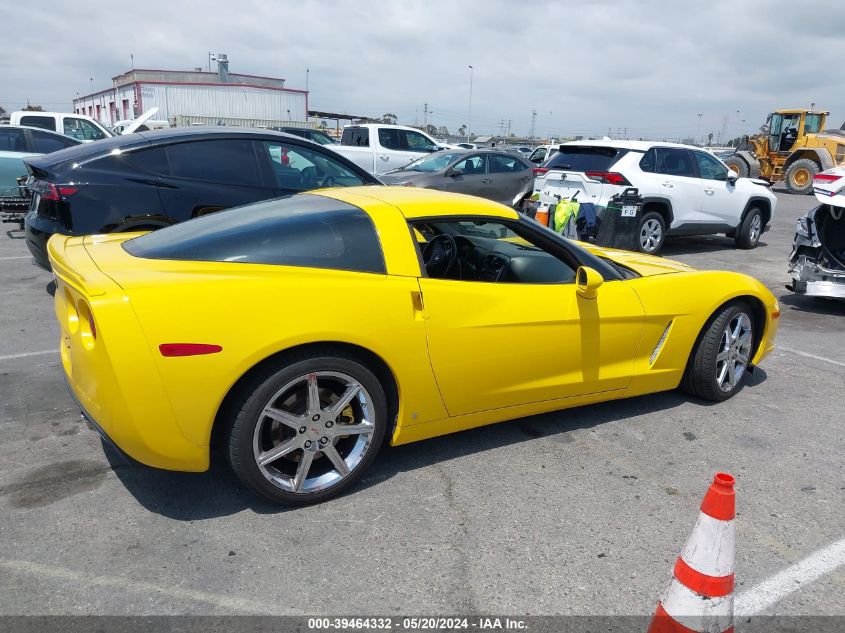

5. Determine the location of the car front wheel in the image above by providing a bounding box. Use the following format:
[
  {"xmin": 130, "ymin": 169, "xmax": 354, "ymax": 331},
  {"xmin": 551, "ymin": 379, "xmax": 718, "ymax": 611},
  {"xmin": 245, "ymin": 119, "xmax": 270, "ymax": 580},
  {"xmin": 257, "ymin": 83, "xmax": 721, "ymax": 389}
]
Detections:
[
  {"xmin": 735, "ymin": 207, "xmax": 763, "ymax": 249},
  {"xmin": 225, "ymin": 352, "xmax": 387, "ymax": 505},
  {"xmin": 681, "ymin": 302, "xmax": 755, "ymax": 402}
]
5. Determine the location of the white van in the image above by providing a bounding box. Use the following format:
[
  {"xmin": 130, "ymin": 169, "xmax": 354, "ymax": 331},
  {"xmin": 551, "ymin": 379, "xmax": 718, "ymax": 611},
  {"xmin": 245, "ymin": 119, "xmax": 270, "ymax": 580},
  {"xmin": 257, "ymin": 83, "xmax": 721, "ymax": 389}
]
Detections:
[{"xmin": 9, "ymin": 111, "xmax": 112, "ymax": 142}]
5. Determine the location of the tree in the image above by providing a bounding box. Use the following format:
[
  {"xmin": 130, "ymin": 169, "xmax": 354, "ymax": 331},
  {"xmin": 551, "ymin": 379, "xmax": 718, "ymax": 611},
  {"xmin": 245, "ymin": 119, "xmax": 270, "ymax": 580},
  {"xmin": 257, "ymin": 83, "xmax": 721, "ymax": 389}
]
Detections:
[
  {"xmin": 0, "ymin": 105, "xmax": 6, "ymax": 117},
  {"xmin": 458, "ymin": 124, "xmax": 466, "ymax": 137},
  {"xmin": 423, "ymin": 123, "xmax": 437, "ymax": 136},
  {"xmin": 707, "ymin": 132, "xmax": 714, "ymax": 146},
  {"xmin": 319, "ymin": 120, "xmax": 328, "ymax": 130},
  {"xmin": 436, "ymin": 125, "xmax": 450, "ymax": 137},
  {"xmin": 380, "ymin": 113, "xmax": 398, "ymax": 125},
  {"xmin": 21, "ymin": 104, "xmax": 44, "ymax": 111}
]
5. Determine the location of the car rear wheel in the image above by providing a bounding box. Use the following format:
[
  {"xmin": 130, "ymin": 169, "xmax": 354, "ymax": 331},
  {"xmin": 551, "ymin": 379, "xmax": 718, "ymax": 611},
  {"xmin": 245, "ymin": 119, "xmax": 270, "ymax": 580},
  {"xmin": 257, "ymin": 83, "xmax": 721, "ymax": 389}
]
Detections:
[
  {"xmin": 637, "ymin": 212, "xmax": 665, "ymax": 254},
  {"xmin": 225, "ymin": 352, "xmax": 387, "ymax": 505},
  {"xmin": 681, "ymin": 302, "xmax": 754, "ymax": 402},
  {"xmin": 735, "ymin": 207, "xmax": 763, "ymax": 249}
]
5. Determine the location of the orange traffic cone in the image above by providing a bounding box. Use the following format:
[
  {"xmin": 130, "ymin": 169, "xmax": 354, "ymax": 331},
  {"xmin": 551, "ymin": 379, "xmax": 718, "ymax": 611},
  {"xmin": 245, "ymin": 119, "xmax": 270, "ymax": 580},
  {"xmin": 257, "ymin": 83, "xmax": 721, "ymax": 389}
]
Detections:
[{"xmin": 648, "ymin": 472, "xmax": 736, "ymax": 633}]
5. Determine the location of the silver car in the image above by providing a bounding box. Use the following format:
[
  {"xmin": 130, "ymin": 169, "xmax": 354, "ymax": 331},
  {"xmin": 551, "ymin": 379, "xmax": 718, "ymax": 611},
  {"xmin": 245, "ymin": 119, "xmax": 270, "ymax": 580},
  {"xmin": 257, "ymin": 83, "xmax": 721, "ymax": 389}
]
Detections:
[{"xmin": 380, "ymin": 149, "xmax": 534, "ymax": 207}]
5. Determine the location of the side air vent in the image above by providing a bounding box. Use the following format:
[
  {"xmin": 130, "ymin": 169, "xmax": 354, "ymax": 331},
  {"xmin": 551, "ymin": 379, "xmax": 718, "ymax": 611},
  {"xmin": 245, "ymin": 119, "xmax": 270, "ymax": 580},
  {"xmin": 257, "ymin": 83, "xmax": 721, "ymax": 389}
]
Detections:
[{"xmin": 649, "ymin": 321, "xmax": 673, "ymax": 365}]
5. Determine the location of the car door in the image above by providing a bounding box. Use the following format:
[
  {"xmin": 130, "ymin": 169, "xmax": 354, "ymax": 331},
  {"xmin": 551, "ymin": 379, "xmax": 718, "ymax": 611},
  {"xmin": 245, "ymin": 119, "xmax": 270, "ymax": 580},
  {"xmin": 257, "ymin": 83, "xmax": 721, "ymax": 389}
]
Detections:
[
  {"xmin": 528, "ymin": 147, "xmax": 547, "ymax": 164},
  {"xmin": 62, "ymin": 117, "xmax": 109, "ymax": 142},
  {"xmin": 377, "ymin": 128, "xmax": 439, "ymax": 172},
  {"xmin": 652, "ymin": 147, "xmax": 702, "ymax": 227},
  {"xmin": 439, "ymin": 154, "xmax": 489, "ymax": 198},
  {"xmin": 692, "ymin": 150, "xmax": 740, "ymax": 227},
  {"xmin": 413, "ymin": 218, "xmax": 645, "ymax": 417},
  {"xmin": 487, "ymin": 153, "xmax": 533, "ymax": 205},
  {"xmin": 154, "ymin": 139, "xmax": 277, "ymax": 221}
]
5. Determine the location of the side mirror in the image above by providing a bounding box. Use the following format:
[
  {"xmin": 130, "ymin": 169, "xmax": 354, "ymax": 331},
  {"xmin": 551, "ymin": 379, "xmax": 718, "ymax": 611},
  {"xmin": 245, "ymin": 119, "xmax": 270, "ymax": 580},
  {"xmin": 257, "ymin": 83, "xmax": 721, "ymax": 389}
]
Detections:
[
  {"xmin": 446, "ymin": 167, "xmax": 463, "ymax": 177},
  {"xmin": 726, "ymin": 170, "xmax": 739, "ymax": 184},
  {"xmin": 576, "ymin": 266, "xmax": 604, "ymax": 299}
]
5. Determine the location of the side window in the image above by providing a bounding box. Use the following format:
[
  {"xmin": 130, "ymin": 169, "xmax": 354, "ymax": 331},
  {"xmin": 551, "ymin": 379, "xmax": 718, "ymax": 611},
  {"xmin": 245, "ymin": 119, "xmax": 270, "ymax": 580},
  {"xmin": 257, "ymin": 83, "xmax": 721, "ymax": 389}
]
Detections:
[
  {"xmin": 124, "ymin": 146, "xmax": 170, "ymax": 174},
  {"xmin": 402, "ymin": 130, "xmax": 439, "ymax": 152},
  {"xmin": 377, "ymin": 128, "xmax": 402, "ymax": 151},
  {"xmin": 259, "ymin": 141, "xmax": 365, "ymax": 191},
  {"xmin": 410, "ymin": 218, "xmax": 576, "ymax": 284},
  {"xmin": 693, "ymin": 151, "xmax": 728, "ymax": 181},
  {"xmin": 489, "ymin": 154, "xmax": 525, "ymax": 173},
  {"xmin": 0, "ymin": 128, "xmax": 28, "ymax": 152},
  {"xmin": 166, "ymin": 140, "xmax": 262, "ymax": 186},
  {"xmin": 453, "ymin": 154, "xmax": 487, "ymax": 175},
  {"xmin": 343, "ymin": 128, "xmax": 369, "ymax": 147},
  {"xmin": 63, "ymin": 118, "xmax": 107, "ymax": 141},
  {"xmin": 639, "ymin": 148, "xmax": 656, "ymax": 173},
  {"xmin": 31, "ymin": 130, "xmax": 78, "ymax": 153},
  {"xmin": 655, "ymin": 148, "xmax": 695, "ymax": 177},
  {"xmin": 20, "ymin": 116, "xmax": 55, "ymax": 132},
  {"xmin": 529, "ymin": 147, "xmax": 547, "ymax": 163},
  {"xmin": 124, "ymin": 196, "xmax": 385, "ymax": 274}
]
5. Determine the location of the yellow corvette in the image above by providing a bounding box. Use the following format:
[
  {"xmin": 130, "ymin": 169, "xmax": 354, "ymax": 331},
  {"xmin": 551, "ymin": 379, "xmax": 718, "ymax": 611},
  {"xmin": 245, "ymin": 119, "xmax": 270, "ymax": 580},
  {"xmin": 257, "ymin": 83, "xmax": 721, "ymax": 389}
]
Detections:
[{"xmin": 49, "ymin": 187, "xmax": 779, "ymax": 505}]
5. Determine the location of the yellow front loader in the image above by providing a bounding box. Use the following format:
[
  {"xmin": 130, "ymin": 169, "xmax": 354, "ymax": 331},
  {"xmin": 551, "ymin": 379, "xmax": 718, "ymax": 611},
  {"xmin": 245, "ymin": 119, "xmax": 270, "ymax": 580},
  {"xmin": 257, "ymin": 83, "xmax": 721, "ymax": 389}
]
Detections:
[{"xmin": 724, "ymin": 109, "xmax": 845, "ymax": 194}]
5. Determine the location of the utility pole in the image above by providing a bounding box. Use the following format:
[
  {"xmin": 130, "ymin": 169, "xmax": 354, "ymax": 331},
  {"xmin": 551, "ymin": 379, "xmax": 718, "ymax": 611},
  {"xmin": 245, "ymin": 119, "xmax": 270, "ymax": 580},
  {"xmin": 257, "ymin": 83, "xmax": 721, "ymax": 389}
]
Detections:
[
  {"xmin": 507, "ymin": 119, "xmax": 511, "ymax": 138},
  {"xmin": 696, "ymin": 113, "xmax": 703, "ymax": 145},
  {"xmin": 530, "ymin": 109, "xmax": 537, "ymax": 145}
]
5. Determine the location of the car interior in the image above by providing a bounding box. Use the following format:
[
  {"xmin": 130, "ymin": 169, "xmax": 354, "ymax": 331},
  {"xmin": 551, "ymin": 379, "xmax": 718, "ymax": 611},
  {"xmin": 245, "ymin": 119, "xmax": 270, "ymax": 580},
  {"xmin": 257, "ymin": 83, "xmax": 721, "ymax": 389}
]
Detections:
[{"xmin": 411, "ymin": 219, "xmax": 578, "ymax": 283}]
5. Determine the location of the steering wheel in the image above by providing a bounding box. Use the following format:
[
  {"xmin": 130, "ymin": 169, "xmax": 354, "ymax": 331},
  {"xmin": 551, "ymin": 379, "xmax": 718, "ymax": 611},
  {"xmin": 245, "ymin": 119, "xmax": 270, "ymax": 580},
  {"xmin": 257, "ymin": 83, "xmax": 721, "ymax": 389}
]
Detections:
[{"xmin": 422, "ymin": 234, "xmax": 458, "ymax": 278}]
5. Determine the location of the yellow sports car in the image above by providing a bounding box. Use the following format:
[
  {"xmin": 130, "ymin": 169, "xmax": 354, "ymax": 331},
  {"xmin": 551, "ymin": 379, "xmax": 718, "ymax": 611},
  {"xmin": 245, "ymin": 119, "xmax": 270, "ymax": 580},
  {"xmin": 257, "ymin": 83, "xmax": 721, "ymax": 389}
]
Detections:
[{"xmin": 49, "ymin": 187, "xmax": 779, "ymax": 505}]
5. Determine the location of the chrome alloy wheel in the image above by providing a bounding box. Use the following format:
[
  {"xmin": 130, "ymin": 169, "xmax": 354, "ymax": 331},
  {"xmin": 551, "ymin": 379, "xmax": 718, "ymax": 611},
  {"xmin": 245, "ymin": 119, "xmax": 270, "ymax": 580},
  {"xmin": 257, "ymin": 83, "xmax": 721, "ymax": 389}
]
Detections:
[
  {"xmin": 252, "ymin": 371, "xmax": 376, "ymax": 494},
  {"xmin": 749, "ymin": 213, "xmax": 762, "ymax": 244},
  {"xmin": 640, "ymin": 218, "xmax": 663, "ymax": 252},
  {"xmin": 715, "ymin": 312, "xmax": 753, "ymax": 392}
]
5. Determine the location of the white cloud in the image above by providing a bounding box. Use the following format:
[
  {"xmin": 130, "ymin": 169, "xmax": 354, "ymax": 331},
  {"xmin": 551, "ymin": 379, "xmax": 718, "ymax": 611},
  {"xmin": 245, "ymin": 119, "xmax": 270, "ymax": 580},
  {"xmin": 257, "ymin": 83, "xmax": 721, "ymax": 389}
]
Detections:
[{"xmin": 2, "ymin": 0, "xmax": 843, "ymax": 140}]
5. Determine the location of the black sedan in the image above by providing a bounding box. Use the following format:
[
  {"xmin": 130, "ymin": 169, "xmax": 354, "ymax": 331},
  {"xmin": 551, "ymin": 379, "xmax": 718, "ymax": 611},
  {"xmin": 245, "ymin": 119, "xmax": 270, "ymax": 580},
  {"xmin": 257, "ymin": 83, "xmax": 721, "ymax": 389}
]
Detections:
[
  {"xmin": 23, "ymin": 127, "xmax": 379, "ymax": 269},
  {"xmin": 380, "ymin": 149, "xmax": 534, "ymax": 208}
]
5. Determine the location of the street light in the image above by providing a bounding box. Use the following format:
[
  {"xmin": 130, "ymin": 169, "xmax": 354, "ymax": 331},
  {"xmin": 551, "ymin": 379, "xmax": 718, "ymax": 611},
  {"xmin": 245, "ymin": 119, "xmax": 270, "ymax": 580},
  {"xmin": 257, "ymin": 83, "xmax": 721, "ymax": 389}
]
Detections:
[
  {"xmin": 467, "ymin": 65, "xmax": 473, "ymax": 143},
  {"xmin": 696, "ymin": 113, "xmax": 703, "ymax": 146}
]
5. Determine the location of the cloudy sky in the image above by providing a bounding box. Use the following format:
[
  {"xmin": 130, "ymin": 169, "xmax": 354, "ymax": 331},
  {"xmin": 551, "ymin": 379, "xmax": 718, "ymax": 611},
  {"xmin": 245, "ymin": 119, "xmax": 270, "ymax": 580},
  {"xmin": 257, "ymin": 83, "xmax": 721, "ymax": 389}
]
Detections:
[{"xmin": 3, "ymin": 0, "xmax": 844, "ymax": 141}]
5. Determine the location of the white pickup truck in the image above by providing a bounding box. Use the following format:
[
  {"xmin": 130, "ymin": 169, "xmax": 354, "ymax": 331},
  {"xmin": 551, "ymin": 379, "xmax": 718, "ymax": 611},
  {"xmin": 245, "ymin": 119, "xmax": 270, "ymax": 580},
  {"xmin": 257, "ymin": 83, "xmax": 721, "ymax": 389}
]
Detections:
[{"xmin": 331, "ymin": 124, "xmax": 442, "ymax": 175}]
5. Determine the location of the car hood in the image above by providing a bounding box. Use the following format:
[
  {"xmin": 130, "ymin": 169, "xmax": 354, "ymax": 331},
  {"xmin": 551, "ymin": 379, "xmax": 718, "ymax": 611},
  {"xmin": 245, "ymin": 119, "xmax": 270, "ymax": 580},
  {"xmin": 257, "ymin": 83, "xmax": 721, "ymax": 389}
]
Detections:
[
  {"xmin": 380, "ymin": 171, "xmax": 427, "ymax": 185},
  {"xmin": 579, "ymin": 242, "xmax": 695, "ymax": 276}
]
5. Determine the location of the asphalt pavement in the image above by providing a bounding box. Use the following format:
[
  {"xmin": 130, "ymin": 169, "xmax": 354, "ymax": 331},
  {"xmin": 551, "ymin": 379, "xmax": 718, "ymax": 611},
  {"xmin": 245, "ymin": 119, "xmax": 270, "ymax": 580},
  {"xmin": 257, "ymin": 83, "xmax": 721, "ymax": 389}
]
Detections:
[{"xmin": 0, "ymin": 191, "xmax": 842, "ymax": 617}]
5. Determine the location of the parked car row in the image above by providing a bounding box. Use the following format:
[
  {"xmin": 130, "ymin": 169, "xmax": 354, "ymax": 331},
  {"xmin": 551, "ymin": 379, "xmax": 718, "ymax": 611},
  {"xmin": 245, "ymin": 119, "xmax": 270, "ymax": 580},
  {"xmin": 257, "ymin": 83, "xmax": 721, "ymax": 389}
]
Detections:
[{"xmin": 22, "ymin": 128, "xmax": 379, "ymax": 269}]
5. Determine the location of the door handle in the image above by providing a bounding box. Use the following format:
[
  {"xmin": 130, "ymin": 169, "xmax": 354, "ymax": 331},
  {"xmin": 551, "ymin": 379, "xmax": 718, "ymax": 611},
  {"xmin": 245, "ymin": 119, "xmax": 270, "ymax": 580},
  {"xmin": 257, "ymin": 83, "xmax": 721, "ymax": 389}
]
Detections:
[
  {"xmin": 379, "ymin": 154, "xmax": 390, "ymax": 160},
  {"xmin": 482, "ymin": 179, "xmax": 492, "ymax": 184},
  {"xmin": 704, "ymin": 188, "xmax": 715, "ymax": 195},
  {"xmin": 410, "ymin": 290, "xmax": 427, "ymax": 319},
  {"xmin": 661, "ymin": 182, "xmax": 674, "ymax": 188}
]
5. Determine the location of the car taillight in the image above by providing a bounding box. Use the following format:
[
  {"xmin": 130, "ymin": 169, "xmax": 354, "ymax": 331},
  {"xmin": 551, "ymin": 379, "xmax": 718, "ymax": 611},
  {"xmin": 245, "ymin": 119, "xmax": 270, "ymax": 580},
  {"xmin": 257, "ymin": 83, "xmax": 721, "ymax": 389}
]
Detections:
[
  {"xmin": 36, "ymin": 181, "xmax": 80, "ymax": 201},
  {"xmin": 585, "ymin": 171, "xmax": 631, "ymax": 186},
  {"xmin": 533, "ymin": 167, "xmax": 549, "ymax": 177},
  {"xmin": 813, "ymin": 173, "xmax": 841, "ymax": 183}
]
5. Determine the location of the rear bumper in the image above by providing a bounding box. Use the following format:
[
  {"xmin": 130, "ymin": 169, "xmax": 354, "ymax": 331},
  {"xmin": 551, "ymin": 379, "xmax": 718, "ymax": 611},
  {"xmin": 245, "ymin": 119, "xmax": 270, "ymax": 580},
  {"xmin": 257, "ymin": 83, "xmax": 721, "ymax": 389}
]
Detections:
[{"xmin": 24, "ymin": 212, "xmax": 65, "ymax": 271}]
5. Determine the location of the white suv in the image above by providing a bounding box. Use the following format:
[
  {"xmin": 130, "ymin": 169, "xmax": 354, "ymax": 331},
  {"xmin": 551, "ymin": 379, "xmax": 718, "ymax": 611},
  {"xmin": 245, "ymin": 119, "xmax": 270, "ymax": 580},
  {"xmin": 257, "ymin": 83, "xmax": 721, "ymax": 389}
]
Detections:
[{"xmin": 531, "ymin": 140, "xmax": 777, "ymax": 253}]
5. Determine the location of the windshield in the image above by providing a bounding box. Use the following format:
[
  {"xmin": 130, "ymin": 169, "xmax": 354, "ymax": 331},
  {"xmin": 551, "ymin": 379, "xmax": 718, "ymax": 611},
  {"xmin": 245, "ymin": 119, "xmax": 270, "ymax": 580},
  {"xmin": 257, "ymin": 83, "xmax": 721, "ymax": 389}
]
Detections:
[{"xmin": 402, "ymin": 151, "xmax": 464, "ymax": 172}]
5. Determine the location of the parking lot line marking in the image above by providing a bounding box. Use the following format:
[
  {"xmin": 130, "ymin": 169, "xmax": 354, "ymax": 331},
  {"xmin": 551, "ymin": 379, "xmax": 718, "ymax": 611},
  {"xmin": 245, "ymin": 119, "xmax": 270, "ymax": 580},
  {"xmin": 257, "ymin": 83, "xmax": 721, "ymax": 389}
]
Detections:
[
  {"xmin": 0, "ymin": 256, "xmax": 32, "ymax": 260},
  {"xmin": 734, "ymin": 536, "xmax": 845, "ymax": 615},
  {"xmin": 778, "ymin": 346, "xmax": 845, "ymax": 368},
  {"xmin": 0, "ymin": 349, "xmax": 56, "ymax": 361},
  {"xmin": 0, "ymin": 559, "xmax": 305, "ymax": 615}
]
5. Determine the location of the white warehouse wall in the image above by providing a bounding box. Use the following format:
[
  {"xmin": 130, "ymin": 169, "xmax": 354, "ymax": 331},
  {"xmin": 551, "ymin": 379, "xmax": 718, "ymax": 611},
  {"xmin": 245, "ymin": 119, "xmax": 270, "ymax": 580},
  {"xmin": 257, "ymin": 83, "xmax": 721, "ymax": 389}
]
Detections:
[{"xmin": 139, "ymin": 83, "xmax": 307, "ymax": 122}]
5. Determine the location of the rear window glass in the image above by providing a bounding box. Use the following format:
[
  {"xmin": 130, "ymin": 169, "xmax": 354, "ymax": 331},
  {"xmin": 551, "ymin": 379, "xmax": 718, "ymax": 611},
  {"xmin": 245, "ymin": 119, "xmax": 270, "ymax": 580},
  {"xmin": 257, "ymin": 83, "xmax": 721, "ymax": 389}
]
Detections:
[
  {"xmin": 545, "ymin": 146, "xmax": 624, "ymax": 172},
  {"xmin": 123, "ymin": 194, "xmax": 385, "ymax": 274}
]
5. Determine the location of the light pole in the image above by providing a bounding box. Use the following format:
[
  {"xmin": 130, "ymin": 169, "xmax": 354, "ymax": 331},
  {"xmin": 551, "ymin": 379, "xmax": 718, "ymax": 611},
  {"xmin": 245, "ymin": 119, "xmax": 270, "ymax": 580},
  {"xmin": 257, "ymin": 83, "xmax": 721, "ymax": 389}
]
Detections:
[
  {"xmin": 696, "ymin": 113, "xmax": 703, "ymax": 146},
  {"xmin": 467, "ymin": 65, "xmax": 473, "ymax": 142}
]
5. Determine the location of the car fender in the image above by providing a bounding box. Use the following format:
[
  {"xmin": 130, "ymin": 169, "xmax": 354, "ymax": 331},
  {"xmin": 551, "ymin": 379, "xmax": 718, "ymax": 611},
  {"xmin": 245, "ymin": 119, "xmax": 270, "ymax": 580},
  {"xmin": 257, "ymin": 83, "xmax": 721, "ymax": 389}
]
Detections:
[
  {"xmin": 624, "ymin": 271, "xmax": 777, "ymax": 396},
  {"xmin": 784, "ymin": 148, "xmax": 834, "ymax": 171},
  {"xmin": 638, "ymin": 196, "xmax": 675, "ymax": 227}
]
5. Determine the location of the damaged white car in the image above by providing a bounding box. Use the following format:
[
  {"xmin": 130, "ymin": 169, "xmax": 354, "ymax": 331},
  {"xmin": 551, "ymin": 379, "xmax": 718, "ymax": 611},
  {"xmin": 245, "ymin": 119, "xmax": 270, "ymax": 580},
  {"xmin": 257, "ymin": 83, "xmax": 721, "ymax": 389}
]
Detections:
[{"xmin": 787, "ymin": 166, "xmax": 845, "ymax": 299}]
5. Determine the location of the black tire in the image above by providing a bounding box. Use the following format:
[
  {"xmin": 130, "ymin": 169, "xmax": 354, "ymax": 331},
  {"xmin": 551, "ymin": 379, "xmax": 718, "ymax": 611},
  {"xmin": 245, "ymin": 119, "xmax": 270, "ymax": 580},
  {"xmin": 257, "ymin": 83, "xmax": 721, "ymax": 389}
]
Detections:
[
  {"xmin": 784, "ymin": 158, "xmax": 819, "ymax": 195},
  {"xmin": 637, "ymin": 211, "xmax": 666, "ymax": 254},
  {"xmin": 735, "ymin": 207, "xmax": 763, "ymax": 249},
  {"xmin": 224, "ymin": 350, "xmax": 387, "ymax": 505},
  {"xmin": 681, "ymin": 302, "xmax": 754, "ymax": 402},
  {"xmin": 723, "ymin": 156, "xmax": 749, "ymax": 178}
]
